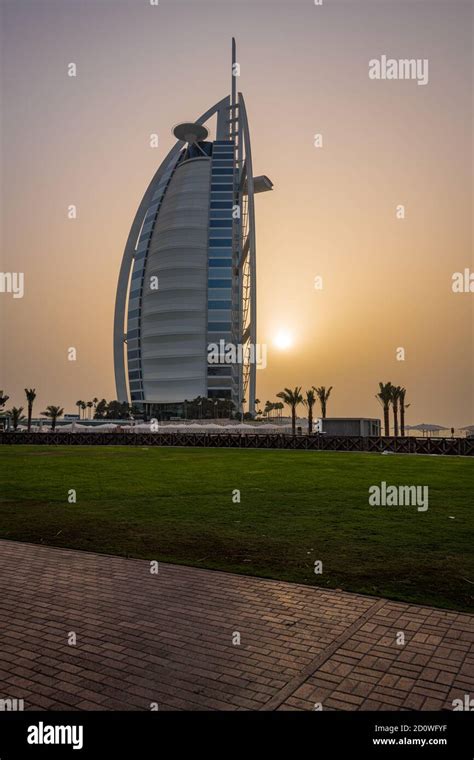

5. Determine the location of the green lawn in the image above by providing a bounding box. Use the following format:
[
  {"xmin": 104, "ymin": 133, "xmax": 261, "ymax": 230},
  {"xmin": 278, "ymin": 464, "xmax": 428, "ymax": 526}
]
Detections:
[{"xmin": 0, "ymin": 445, "xmax": 472, "ymax": 611}]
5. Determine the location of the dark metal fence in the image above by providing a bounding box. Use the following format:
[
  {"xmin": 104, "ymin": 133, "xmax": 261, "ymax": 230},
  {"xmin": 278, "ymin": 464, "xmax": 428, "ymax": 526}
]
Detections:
[{"xmin": 0, "ymin": 432, "xmax": 472, "ymax": 455}]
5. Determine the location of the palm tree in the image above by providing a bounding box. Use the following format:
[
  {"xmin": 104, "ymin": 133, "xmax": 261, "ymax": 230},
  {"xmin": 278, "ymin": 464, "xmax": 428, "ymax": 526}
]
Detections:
[
  {"xmin": 0, "ymin": 390, "xmax": 9, "ymax": 412},
  {"xmin": 399, "ymin": 387, "xmax": 410, "ymax": 437},
  {"xmin": 314, "ymin": 386, "xmax": 333, "ymax": 419},
  {"xmin": 86, "ymin": 401, "xmax": 93, "ymax": 419},
  {"xmin": 24, "ymin": 388, "xmax": 37, "ymax": 432},
  {"xmin": 303, "ymin": 389, "xmax": 317, "ymax": 434},
  {"xmin": 390, "ymin": 385, "xmax": 402, "ymax": 437},
  {"xmin": 41, "ymin": 405, "xmax": 64, "ymax": 431},
  {"xmin": 76, "ymin": 400, "xmax": 83, "ymax": 419},
  {"xmin": 376, "ymin": 382, "xmax": 393, "ymax": 437},
  {"xmin": 6, "ymin": 406, "xmax": 25, "ymax": 430},
  {"xmin": 94, "ymin": 398, "xmax": 108, "ymax": 419},
  {"xmin": 80, "ymin": 401, "xmax": 87, "ymax": 419},
  {"xmin": 277, "ymin": 387, "xmax": 303, "ymax": 435}
]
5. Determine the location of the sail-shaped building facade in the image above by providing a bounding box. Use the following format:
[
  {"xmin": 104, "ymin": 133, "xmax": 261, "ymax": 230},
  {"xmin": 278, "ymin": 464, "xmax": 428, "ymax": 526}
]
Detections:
[{"xmin": 113, "ymin": 40, "xmax": 272, "ymax": 416}]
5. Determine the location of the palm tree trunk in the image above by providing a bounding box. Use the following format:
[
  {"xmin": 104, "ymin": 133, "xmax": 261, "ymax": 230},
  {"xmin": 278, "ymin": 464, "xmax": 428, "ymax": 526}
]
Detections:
[
  {"xmin": 27, "ymin": 403, "xmax": 32, "ymax": 432},
  {"xmin": 393, "ymin": 405, "xmax": 399, "ymax": 437},
  {"xmin": 291, "ymin": 407, "xmax": 296, "ymax": 435},
  {"xmin": 308, "ymin": 408, "xmax": 313, "ymax": 435},
  {"xmin": 400, "ymin": 404, "xmax": 405, "ymax": 436},
  {"xmin": 322, "ymin": 401, "xmax": 326, "ymax": 419},
  {"xmin": 383, "ymin": 404, "xmax": 390, "ymax": 436},
  {"xmin": 52, "ymin": 416, "xmax": 56, "ymax": 431}
]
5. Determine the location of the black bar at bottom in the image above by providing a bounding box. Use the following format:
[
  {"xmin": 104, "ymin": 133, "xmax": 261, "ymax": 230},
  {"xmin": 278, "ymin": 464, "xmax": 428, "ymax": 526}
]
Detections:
[{"xmin": 0, "ymin": 711, "xmax": 472, "ymax": 758}]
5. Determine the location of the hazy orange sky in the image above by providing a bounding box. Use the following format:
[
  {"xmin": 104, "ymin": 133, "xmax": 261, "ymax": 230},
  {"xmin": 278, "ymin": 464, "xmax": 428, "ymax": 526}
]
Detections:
[{"xmin": 1, "ymin": 0, "xmax": 472, "ymax": 427}]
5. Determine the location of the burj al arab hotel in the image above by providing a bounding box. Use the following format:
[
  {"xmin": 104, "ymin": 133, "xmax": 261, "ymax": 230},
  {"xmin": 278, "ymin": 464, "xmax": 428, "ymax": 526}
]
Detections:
[{"xmin": 113, "ymin": 40, "xmax": 272, "ymax": 417}]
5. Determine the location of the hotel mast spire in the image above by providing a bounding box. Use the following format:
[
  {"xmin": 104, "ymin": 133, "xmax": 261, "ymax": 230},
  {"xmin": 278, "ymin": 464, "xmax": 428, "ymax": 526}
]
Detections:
[{"xmin": 231, "ymin": 38, "xmax": 237, "ymax": 138}]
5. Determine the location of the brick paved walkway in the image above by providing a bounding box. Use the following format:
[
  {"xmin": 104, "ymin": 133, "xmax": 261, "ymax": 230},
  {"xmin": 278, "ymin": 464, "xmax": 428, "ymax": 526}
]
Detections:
[{"xmin": 0, "ymin": 540, "xmax": 472, "ymax": 711}]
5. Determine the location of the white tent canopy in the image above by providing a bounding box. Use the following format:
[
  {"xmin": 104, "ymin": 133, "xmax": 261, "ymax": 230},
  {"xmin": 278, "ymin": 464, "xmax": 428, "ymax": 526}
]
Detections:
[{"xmin": 406, "ymin": 423, "xmax": 448, "ymax": 431}]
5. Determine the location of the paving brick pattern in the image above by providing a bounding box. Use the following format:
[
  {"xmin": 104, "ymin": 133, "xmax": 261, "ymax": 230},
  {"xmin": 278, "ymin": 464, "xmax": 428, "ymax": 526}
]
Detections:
[{"xmin": 0, "ymin": 540, "xmax": 472, "ymax": 711}]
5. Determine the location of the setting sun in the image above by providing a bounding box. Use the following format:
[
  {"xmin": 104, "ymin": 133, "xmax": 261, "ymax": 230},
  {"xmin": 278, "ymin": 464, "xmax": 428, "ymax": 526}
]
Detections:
[{"xmin": 273, "ymin": 329, "xmax": 293, "ymax": 350}]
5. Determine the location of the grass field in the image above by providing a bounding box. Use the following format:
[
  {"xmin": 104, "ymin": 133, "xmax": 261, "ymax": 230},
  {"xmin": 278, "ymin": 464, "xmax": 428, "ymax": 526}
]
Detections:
[{"xmin": 0, "ymin": 445, "xmax": 472, "ymax": 611}]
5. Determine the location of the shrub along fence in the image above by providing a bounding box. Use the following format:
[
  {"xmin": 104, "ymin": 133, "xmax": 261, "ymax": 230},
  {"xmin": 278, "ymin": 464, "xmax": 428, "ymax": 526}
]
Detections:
[{"xmin": 0, "ymin": 432, "xmax": 472, "ymax": 456}]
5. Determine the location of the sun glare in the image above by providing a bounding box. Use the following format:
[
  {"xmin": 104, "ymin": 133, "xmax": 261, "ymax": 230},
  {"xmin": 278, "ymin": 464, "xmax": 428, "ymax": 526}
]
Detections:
[{"xmin": 273, "ymin": 329, "xmax": 293, "ymax": 350}]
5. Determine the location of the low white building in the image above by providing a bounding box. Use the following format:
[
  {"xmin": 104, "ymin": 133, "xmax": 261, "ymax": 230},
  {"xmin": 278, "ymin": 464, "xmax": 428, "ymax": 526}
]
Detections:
[{"xmin": 318, "ymin": 418, "xmax": 381, "ymax": 437}]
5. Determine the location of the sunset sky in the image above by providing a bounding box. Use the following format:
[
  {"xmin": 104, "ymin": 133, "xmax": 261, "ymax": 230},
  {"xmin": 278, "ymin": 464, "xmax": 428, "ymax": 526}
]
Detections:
[{"xmin": 0, "ymin": 0, "xmax": 472, "ymax": 427}]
